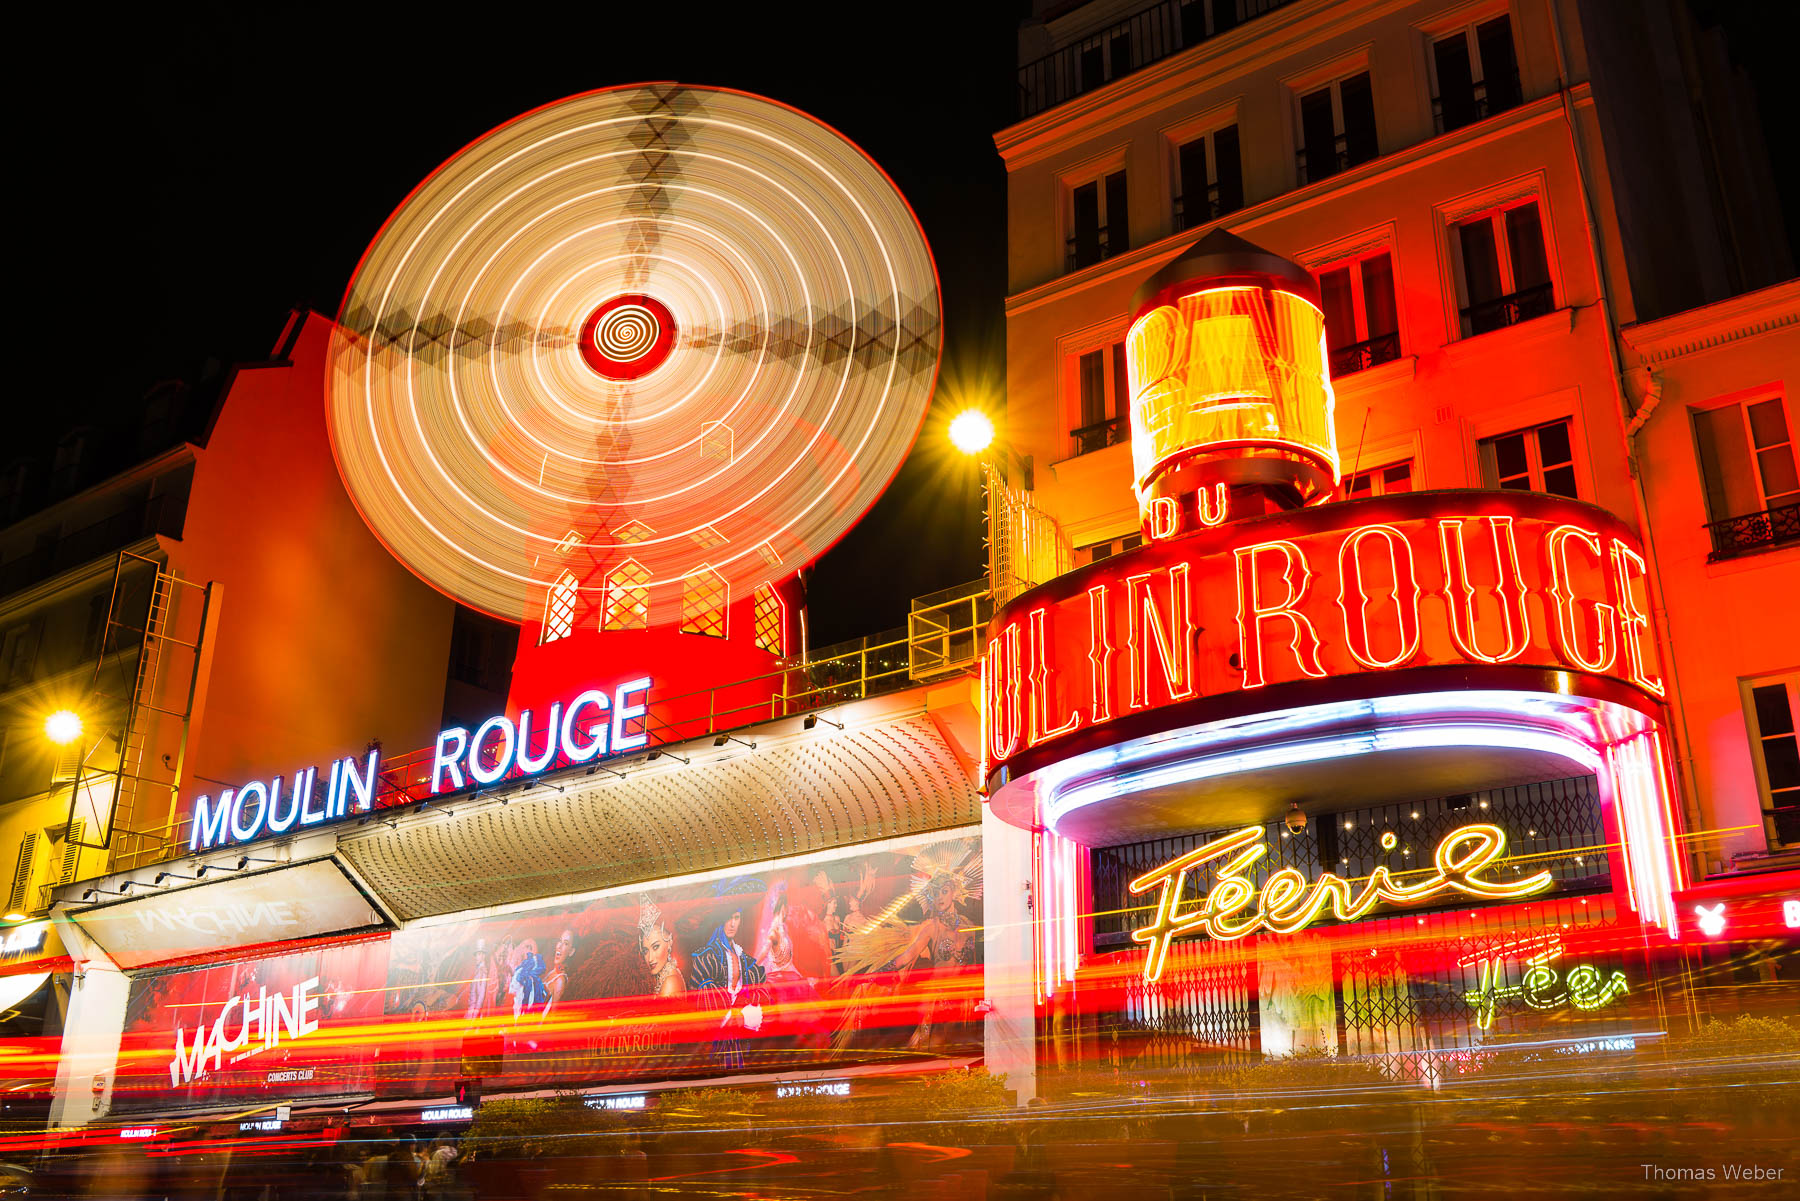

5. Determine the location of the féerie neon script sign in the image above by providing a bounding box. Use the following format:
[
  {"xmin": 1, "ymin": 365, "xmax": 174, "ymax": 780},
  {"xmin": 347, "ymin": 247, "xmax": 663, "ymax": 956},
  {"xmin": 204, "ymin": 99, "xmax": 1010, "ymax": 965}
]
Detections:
[{"xmin": 1128, "ymin": 823, "xmax": 1553, "ymax": 982}]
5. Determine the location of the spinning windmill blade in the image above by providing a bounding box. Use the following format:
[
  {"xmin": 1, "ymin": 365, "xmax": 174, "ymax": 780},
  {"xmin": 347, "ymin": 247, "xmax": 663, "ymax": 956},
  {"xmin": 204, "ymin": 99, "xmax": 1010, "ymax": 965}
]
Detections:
[{"xmin": 327, "ymin": 85, "xmax": 942, "ymax": 625}]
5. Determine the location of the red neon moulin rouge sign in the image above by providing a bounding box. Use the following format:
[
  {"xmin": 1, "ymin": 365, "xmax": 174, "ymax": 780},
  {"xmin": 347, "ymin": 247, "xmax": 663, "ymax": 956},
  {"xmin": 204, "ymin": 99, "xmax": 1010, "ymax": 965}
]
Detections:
[{"xmin": 982, "ymin": 490, "xmax": 1665, "ymax": 778}]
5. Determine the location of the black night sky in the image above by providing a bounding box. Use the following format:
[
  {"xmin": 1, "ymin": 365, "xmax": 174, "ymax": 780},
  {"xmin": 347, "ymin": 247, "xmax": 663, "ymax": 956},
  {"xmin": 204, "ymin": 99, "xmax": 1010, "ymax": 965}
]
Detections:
[
  {"xmin": 17, "ymin": 2, "xmax": 1795, "ymax": 647},
  {"xmin": 22, "ymin": 2, "xmax": 1027, "ymax": 647}
]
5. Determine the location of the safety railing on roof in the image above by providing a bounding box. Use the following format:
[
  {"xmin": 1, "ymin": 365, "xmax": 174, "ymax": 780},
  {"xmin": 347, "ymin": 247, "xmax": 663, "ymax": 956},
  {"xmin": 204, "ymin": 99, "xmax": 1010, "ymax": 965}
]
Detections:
[{"xmin": 99, "ymin": 582, "xmax": 993, "ymax": 871}]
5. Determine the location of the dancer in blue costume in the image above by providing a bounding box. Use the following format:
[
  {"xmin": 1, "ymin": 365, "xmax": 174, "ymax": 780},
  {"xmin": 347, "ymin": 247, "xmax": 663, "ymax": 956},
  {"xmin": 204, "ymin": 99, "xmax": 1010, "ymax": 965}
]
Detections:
[{"xmin": 687, "ymin": 906, "xmax": 768, "ymax": 1070}]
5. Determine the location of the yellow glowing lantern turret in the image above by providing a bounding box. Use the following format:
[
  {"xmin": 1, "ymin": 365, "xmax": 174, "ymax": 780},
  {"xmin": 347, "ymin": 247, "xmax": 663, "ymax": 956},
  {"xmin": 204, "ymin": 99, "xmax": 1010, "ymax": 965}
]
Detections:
[{"xmin": 1127, "ymin": 229, "xmax": 1339, "ymax": 535}]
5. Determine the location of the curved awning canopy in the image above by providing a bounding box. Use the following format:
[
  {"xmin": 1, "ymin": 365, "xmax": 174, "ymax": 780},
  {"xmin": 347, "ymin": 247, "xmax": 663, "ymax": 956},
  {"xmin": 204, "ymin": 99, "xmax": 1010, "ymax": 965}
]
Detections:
[
  {"xmin": 992, "ymin": 687, "xmax": 1654, "ymax": 848},
  {"xmin": 337, "ymin": 709, "xmax": 979, "ymax": 919},
  {"xmin": 56, "ymin": 689, "xmax": 983, "ymax": 952}
]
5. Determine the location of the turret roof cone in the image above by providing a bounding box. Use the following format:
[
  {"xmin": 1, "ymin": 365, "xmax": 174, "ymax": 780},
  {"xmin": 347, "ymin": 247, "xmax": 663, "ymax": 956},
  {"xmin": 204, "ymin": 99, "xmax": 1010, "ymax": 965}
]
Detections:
[{"xmin": 1131, "ymin": 227, "xmax": 1320, "ymax": 316}]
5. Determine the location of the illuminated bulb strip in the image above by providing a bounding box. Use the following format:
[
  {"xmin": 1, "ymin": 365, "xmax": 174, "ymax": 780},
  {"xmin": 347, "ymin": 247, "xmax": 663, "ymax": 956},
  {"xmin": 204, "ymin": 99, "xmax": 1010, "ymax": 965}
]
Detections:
[
  {"xmin": 1037, "ymin": 827, "xmax": 1082, "ymax": 998},
  {"xmin": 1607, "ymin": 729, "xmax": 1682, "ymax": 938}
]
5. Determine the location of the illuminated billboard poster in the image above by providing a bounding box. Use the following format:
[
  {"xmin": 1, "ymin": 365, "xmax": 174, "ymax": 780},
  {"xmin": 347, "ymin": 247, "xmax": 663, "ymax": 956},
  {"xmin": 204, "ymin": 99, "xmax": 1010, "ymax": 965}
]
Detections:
[
  {"xmin": 68, "ymin": 859, "xmax": 386, "ymax": 970},
  {"xmin": 112, "ymin": 938, "xmax": 390, "ymax": 1112},
  {"xmin": 983, "ymin": 490, "xmax": 1666, "ymax": 779},
  {"xmin": 380, "ymin": 831, "xmax": 983, "ymax": 1096},
  {"xmin": 105, "ymin": 833, "xmax": 982, "ymax": 1111}
]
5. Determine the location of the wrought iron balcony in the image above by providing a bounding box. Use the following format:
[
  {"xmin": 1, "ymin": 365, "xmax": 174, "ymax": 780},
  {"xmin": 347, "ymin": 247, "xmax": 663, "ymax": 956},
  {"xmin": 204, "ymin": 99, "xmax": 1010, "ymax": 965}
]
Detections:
[
  {"xmin": 1017, "ymin": 0, "xmax": 1296, "ymax": 120},
  {"xmin": 1296, "ymin": 134, "xmax": 1351, "ymax": 186},
  {"xmin": 1066, "ymin": 226, "xmax": 1122, "ymax": 272},
  {"xmin": 1706, "ymin": 501, "xmax": 1800, "ymax": 561},
  {"xmin": 1771, "ymin": 804, "xmax": 1800, "ymax": 847},
  {"xmin": 1432, "ymin": 72, "xmax": 1523, "ymax": 134},
  {"xmin": 1070, "ymin": 415, "xmax": 1129, "ymax": 458},
  {"xmin": 1461, "ymin": 281, "xmax": 1555, "ymax": 337},
  {"xmin": 1173, "ymin": 183, "xmax": 1227, "ymax": 232},
  {"xmin": 1329, "ymin": 331, "xmax": 1402, "ymax": 378}
]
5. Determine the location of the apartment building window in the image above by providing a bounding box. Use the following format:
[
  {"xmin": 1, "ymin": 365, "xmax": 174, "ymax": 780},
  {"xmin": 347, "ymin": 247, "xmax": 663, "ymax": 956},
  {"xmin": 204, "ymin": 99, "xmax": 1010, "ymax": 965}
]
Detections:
[
  {"xmin": 1693, "ymin": 394, "xmax": 1800, "ymax": 559},
  {"xmin": 1076, "ymin": 24, "xmax": 1135, "ymax": 95},
  {"xmin": 1316, "ymin": 252, "xmax": 1400, "ymax": 376},
  {"xmin": 1068, "ymin": 170, "xmax": 1128, "ymax": 271},
  {"xmin": 1071, "ymin": 342, "xmax": 1130, "ymax": 457},
  {"xmin": 1453, "ymin": 201, "xmax": 1555, "ymax": 336},
  {"xmin": 0, "ymin": 461, "xmax": 29, "ymax": 524},
  {"xmin": 1297, "ymin": 71, "xmax": 1378, "ymax": 185},
  {"xmin": 1174, "ymin": 125, "xmax": 1243, "ymax": 231},
  {"xmin": 1480, "ymin": 419, "xmax": 1578, "ymax": 498},
  {"xmin": 1343, "ymin": 460, "xmax": 1414, "ymax": 498},
  {"xmin": 1431, "ymin": 16, "xmax": 1522, "ymax": 133},
  {"xmin": 1081, "ymin": 532, "xmax": 1143, "ymax": 565},
  {"xmin": 82, "ymin": 592, "xmax": 109, "ymax": 661},
  {"xmin": 1, "ymin": 620, "xmax": 40, "ymax": 688},
  {"xmin": 1180, "ymin": 0, "xmax": 1245, "ymax": 43},
  {"xmin": 1746, "ymin": 675, "xmax": 1800, "ymax": 846}
]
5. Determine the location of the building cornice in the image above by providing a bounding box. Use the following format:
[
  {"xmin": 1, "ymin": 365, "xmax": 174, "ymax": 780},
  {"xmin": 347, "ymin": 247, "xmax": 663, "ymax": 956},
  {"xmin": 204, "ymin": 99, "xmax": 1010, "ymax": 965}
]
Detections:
[
  {"xmin": 998, "ymin": 0, "xmax": 1421, "ymax": 169},
  {"xmin": 1, "ymin": 444, "xmax": 197, "ymax": 547},
  {"xmin": 1619, "ymin": 278, "xmax": 1800, "ymax": 365},
  {"xmin": 1005, "ymin": 92, "xmax": 1573, "ymax": 317},
  {"xmin": 0, "ymin": 535, "xmax": 166, "ymax": 620}
]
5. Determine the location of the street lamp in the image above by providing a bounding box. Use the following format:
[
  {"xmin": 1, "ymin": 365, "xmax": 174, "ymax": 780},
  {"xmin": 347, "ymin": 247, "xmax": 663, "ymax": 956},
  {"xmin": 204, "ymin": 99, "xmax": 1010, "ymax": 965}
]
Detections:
[
  {"xmin": 946, "ymin": 409, "xmax": 1032, "ymax": 490},
  {"xmin": 948, "ymin": 409, "xmax": 995, "ymax": 456},
  {"xmin": 43, "ymin": 710, "xmax": 83, "ymax": 746}
]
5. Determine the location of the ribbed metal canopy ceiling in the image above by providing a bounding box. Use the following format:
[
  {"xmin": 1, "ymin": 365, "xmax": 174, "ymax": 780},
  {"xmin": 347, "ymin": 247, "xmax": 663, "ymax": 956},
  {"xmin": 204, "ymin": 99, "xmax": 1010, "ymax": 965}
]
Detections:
[{"xmin": 336, "ymin": 712, "xmax": 979, "ymax": 920}]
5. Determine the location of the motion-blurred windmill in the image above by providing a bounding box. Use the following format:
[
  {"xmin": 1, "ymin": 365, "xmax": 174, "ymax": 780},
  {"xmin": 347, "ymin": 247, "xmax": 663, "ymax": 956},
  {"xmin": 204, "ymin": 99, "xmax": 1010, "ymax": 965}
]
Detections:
[{"xmin": 326, "ymin": 85, "xmax": 943, "ymax": 727}]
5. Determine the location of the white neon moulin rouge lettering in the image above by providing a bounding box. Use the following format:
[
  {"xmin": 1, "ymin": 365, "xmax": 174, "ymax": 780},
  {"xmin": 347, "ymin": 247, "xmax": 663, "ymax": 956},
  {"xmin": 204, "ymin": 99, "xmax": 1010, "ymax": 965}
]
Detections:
[{"xmin": 429, "ymin": 676, "xmax": 651, "ymax": 793}]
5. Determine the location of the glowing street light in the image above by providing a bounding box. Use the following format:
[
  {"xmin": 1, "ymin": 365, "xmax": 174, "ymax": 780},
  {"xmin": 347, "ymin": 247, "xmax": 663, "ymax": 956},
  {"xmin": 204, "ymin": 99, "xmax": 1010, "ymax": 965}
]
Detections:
[
  {"xmin": 948, "ymin": 409, "xmax": 996, "ymax": 456},
  {"xmin": 44, "ymin": 710, "xmax": 84, "ymax": 747}
]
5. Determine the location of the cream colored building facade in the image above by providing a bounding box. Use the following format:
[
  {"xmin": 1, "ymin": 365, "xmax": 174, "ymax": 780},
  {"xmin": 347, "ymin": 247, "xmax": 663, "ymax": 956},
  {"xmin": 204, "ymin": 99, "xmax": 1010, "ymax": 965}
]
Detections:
[{"xmin": 995, "ymin": 0, "xmax": 1798, "ymax": 874}]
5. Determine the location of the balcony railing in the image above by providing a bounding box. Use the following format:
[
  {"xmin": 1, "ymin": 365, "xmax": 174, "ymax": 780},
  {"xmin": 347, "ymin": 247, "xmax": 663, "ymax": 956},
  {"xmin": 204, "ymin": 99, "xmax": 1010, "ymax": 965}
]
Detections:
[
  {"xmin": 1770, "ymin": 804, "xmax": 1800, "ymax": 847},
  {"xmin": 1070, "ymin": 415, "xmax": 1129, "ymax": 458},
  {"xmin": 1065, "ymin": 226, "xmax": 1121, "ymax": 273},
  {"xmin": 1017, "ymin": 0, "xmax": 1296, "ymax": 120},
  {"xmin": 0, "ymin": 491, "xmax": 185, "ymax": 599},
  {"xmin": 1328, "ymin": 332, "xmax": 1403, "ymax": 378},
  {"xmin": 1173, "ymin": 184, "xmax": 1225, "ymax": 232},
  {"xmin": 1432, "ymin": 72, "xmax": 1522, "ymax": 134},
  {"xmin": 1461, "ymin": 281, "xmax": 1555, "ymax": 337},
  {"xmin": 1706, "ymin": 501, "xmax": 1800, "ymax": 561},
  {"xmin": 95, "ymin": 582, "xmax": 994, "ymax": 872},
  {"xmin": 1295, "ymin": 134, "xmax": 1351, "ymax": 187}
]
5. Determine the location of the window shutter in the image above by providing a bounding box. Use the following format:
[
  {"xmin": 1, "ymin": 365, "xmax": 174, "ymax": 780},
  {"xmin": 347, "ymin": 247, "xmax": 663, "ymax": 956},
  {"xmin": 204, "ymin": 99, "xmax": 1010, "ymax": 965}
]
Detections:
[
  {"xmin": 51, "ymin": 742, "xmax": 82, "ymax": 783},
  {"xmin": 59, "ymin": 819, "xmax": 85, "ymax": 885},
  {"xmin": 7, "ymin": 832, "xmax": 38, "ymax": 914}
]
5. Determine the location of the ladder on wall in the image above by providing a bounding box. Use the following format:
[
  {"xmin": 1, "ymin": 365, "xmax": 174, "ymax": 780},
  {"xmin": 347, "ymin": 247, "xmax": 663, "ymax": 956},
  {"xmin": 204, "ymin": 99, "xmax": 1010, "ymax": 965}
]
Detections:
[{"xmin": 65, "ymin": 550, "xmax": 217, "ymax": 871}]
